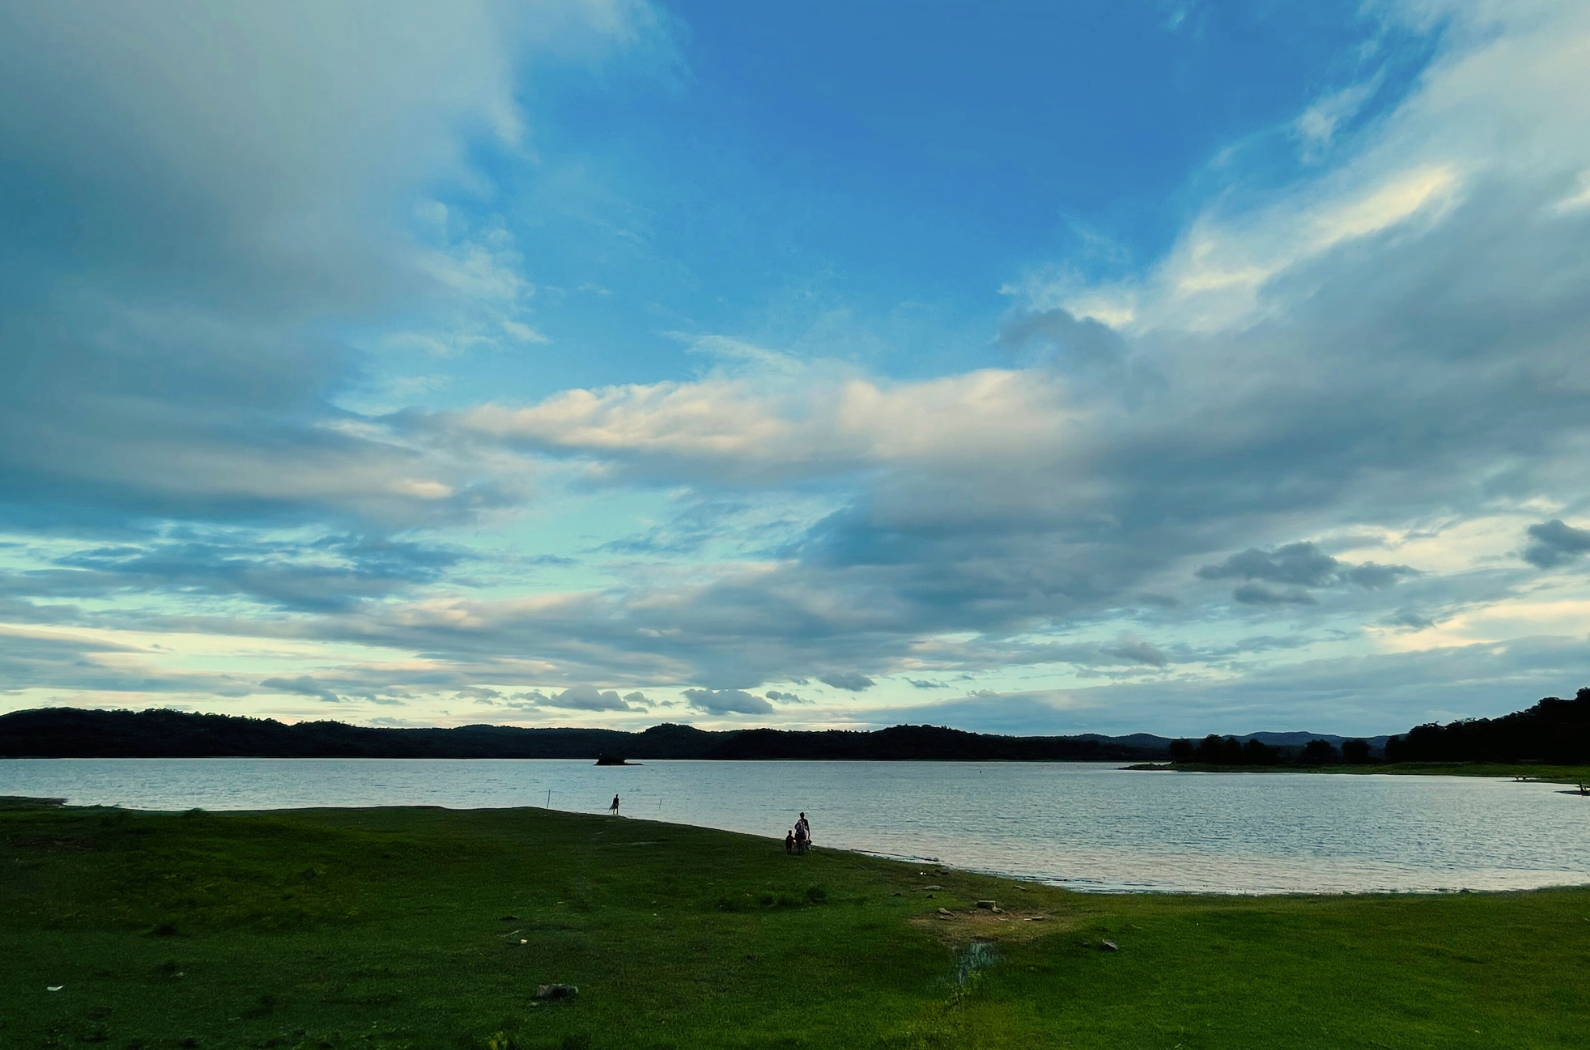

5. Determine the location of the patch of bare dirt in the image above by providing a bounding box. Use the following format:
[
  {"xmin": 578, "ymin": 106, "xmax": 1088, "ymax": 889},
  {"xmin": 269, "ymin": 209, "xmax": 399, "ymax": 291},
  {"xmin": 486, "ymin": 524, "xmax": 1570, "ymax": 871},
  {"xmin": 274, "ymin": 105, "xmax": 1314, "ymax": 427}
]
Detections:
[{"xmin": 909, "ymin": 906, "xmax": 1073, "ymax": 945}]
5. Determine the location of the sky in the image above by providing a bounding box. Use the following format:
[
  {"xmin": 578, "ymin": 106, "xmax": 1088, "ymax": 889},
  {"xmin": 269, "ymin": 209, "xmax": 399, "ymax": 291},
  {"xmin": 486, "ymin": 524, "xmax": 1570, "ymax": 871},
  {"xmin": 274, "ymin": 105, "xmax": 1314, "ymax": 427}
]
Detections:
[{"xmin": 2, "ymin": 0, "xmax": 1589, "ymax": 737}]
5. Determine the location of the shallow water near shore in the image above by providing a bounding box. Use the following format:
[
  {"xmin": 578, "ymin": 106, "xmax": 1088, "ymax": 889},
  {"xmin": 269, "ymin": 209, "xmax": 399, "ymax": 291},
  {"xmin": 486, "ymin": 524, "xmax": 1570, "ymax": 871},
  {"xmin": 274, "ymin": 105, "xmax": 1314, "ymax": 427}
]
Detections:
[{"xmin": 3, "ymin": 757, "xmax": 1588, "ymax": 894}]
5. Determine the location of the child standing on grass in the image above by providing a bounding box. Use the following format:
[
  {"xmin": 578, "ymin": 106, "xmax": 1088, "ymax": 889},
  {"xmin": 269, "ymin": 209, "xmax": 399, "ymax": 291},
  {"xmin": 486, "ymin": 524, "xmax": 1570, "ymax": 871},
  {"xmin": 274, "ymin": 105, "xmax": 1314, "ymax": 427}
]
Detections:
[{"xmin": 610, "ymin": 794, "xmax": 620, "ymax": 815}]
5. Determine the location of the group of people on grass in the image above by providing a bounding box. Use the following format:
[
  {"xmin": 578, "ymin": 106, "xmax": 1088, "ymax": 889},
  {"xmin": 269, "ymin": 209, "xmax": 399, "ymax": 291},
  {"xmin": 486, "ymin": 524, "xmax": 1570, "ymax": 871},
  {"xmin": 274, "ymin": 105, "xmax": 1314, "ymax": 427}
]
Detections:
[
  {"xmin": 783, "ymin": 811, "xmax": 813, "ymax": 855},
  {"xmin": 609, "ymin": 793, "xmax": 814, "ymax": 856}
]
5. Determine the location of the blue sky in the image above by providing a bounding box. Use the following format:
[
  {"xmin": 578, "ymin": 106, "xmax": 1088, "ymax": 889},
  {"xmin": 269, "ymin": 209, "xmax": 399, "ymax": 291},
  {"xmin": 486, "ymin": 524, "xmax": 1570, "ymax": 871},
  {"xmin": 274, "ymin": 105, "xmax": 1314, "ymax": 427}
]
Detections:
[{"xmin": 3, "ymin": 0, "xmax": 1589, "ymax": 735}]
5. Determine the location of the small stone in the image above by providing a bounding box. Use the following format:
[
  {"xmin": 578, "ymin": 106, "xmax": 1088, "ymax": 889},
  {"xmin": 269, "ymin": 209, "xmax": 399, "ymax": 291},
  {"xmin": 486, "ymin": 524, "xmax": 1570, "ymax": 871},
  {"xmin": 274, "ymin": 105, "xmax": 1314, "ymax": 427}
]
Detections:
[
  {"xmin": 922, "ymin": 885, "xmax": 942, "ymax": 891},
  {"xmin": 535, "ymin": 984, "xmax": 578, "ymax": 1000},
  {"xmin": 1024, "ymin": 915, "xmax": 1047, "ymax": 922},
  {"xmin": 1099, "ymin": 940, "xmax": 1119, "ymax": 952},
  {"xmin": 937, "ymin": 907, "xmax": 953, "ymax": 915}
]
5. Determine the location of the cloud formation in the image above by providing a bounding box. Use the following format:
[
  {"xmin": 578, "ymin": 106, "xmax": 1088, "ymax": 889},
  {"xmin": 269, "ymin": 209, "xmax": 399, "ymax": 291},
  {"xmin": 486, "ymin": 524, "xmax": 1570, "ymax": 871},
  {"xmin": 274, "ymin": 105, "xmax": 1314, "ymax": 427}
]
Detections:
[
  {"xmin": 683, "ymin": 688, "xmax": 774, "ymax": 715},
  {"xmin": 4, "ymin": 1, "xmax": 1590, "ymax": 736},
  {"xmin": 546, "ymin": 684, "xmax": 636, "ymax": 711},
  {"xmin": 0, "ymin": 0, "xmax": 649, "ymax": 532},
  {"xmin": 1198, "ymin": 542, "xmax": 1417, "ymax": 605},
  {"xmin": 818, "ymin": 672, "xmax": 876, "ymax": 692},
  {"xmin": 1523, "ymin": 520, "xmax": 1590, "ymax": 568},
  {"xmin": 261, "ymin": 676, "xmax": 342, "ymax": 704}
]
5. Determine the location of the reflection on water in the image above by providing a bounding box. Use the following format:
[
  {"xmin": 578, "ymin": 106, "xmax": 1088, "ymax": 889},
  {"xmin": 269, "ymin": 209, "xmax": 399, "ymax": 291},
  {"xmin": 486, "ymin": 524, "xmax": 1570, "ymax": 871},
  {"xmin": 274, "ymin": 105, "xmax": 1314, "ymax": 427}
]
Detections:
[{"xmin": 3, "ymin": 758, "xmax": 1588, "ymax": 894}]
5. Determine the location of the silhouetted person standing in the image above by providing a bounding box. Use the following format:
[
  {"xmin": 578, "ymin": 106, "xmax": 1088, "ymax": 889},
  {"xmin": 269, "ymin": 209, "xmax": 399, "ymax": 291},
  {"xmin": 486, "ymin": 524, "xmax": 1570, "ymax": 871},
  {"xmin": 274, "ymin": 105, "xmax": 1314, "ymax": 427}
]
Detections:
[{"xmin": 610, "ymin": 794, "xmax": 620, "ymax": 815}]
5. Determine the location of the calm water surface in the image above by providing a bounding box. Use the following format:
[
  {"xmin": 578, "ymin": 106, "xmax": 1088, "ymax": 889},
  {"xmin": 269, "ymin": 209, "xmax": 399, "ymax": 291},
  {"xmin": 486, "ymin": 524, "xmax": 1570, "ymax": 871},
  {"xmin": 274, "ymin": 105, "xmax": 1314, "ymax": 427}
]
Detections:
[{"xmin": 3, "ymin": 758, "xmax": 1588, "ymax": 895}]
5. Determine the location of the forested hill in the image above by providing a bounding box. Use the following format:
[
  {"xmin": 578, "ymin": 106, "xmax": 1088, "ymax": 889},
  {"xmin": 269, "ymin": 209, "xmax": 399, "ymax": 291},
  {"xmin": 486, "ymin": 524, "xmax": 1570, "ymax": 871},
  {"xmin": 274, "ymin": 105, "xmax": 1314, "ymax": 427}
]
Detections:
[
  {"xmin": 1385, "ymin": 688, "xmax": 1590, "ymax": 764},
  {"xmin": 0, "ymin": 707, "xmax": 1170, "ymax": 761},
  {"xmin": 6, "ymin": 689, "xmax": 1587, "ymax": 763}
]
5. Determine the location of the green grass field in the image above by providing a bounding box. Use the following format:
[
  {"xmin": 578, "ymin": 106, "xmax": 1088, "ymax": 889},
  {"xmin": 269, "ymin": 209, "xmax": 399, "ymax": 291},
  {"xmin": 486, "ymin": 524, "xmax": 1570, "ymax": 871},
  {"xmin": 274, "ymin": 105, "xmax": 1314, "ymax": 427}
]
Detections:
[{"xmin": 3, "ymin": 797, "xmax": 1587, "ymax": 1049}]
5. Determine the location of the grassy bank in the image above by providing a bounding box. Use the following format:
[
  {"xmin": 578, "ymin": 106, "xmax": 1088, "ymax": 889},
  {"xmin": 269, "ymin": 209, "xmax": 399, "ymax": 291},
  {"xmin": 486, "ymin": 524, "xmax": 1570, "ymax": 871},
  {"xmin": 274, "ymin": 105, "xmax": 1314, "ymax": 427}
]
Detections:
[
  {"xmin": 3, "ymin": 799, "xmax": 1587, "ymax": 1049},
  {"xmin": 1126, "ymin": 762, "xmax": 1590, "ymax": 784}
]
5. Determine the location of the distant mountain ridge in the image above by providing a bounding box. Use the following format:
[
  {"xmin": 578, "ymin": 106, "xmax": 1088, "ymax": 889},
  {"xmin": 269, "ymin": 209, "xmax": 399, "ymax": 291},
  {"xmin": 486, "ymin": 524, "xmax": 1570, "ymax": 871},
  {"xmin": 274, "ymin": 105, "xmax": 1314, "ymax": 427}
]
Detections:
[
  {"xmin": 0, "ymin": 708, "xmax": 1166, "ymax": 762},
  {"xmin": 2, "ymin": 690, "xmax": 1584, "ymax": 763},
  {"xmin": 1239, "ymin": 732, "xmax": 1393, "ymax": 751}
]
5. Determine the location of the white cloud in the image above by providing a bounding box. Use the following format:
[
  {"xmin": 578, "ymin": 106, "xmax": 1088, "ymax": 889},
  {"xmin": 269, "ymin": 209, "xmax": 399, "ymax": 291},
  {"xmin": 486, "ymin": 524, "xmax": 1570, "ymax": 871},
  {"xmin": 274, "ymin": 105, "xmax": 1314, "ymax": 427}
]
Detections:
[
  {"xmin": 1293, "ymin": 75, "xmax": 1383, "ymax": 160},
  {"xmin": 451, "ymin": 365, "xmax": 1082, "ymax": 482},
  {"xmin": 1024, "ymin": 1, "xmax": 1590, "ymax": 335},
  {"xmin": 6, "ymin": 0, "xmax": 1590, "ymax": 737},
  {"xmin": 0, "ymin": 0, "xmax": 658, "ymax": 529}
]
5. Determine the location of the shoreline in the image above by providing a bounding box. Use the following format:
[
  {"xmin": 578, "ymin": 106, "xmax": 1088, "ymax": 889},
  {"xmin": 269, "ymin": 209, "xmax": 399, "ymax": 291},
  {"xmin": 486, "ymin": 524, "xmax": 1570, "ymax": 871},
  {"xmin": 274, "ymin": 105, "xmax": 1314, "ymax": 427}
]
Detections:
[
  {"xmin": 5, "ymin": 799, "xmax": 1588, "ymax": 1047},
  {"xmin": 7, "ymin": 796, "xmax": 1589, "ymax": 899},
  {"xmin": 1123, "ymin": 760, "xmax": 1590, "ymax": 784}
]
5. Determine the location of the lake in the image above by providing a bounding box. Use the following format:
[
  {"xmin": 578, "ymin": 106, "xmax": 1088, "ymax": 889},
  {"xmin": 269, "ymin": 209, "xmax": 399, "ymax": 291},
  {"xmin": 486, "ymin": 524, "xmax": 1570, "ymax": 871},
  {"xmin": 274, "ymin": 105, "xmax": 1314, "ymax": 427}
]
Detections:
[{"xmin": 3, "ymin": 758, "xmax": 1588, "ymax": 895}]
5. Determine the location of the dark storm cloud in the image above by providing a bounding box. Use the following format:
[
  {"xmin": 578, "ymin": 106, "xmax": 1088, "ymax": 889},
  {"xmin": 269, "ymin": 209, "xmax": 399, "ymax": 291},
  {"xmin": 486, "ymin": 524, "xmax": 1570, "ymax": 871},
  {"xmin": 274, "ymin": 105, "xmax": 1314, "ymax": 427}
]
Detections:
[{"xmin": 1522, "ymin": 519, "xmax": 1590, "ymax": 568}]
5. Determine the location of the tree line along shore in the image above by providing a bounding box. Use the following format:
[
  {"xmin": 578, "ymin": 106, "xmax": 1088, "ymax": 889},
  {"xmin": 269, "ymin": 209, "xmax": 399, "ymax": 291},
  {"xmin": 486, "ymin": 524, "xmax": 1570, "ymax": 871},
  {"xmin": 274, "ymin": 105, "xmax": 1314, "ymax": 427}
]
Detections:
[{"xmin": 3, "ymin": 688, "xmax": 1589, "ymax": 768}]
